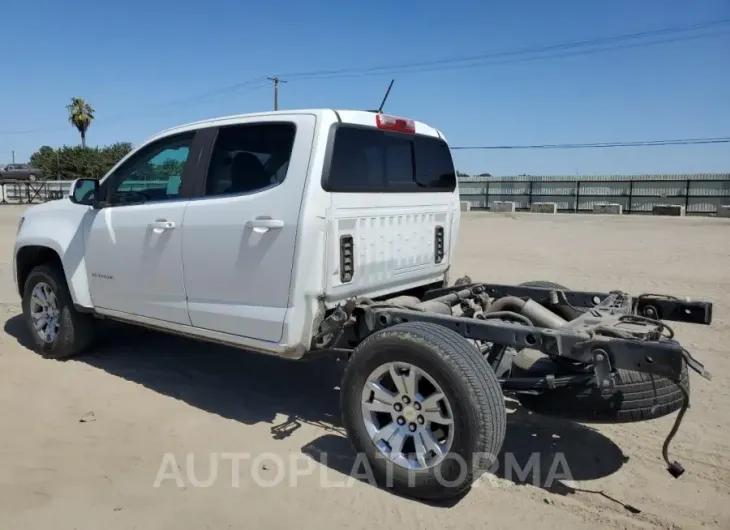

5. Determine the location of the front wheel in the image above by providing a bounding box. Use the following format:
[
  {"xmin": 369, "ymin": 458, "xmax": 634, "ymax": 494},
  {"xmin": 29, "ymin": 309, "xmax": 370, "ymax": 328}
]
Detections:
[
  {"xmin": 340, "ymin": 322, "xmax": 506, "ymax": 500},
  {"xmin": 22, "ymin": 264, "xmax": 95, "ymax": 359}
]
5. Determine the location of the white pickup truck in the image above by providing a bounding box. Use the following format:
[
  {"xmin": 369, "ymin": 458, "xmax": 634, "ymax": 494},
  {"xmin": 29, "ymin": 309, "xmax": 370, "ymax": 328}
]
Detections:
[{"xmin": 14, "ymin": 109, "xmax": 713, "ymax": 500}]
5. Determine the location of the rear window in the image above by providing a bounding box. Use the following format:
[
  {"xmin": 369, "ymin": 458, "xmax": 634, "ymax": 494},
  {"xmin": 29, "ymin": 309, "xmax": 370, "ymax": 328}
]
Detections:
[{"xmin": 323, "ymin": 125, "xmax": 456, "ymax": 192}]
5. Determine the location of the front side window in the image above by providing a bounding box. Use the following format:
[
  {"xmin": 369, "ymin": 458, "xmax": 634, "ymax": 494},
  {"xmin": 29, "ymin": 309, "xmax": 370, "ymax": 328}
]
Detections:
[
  {"xmin": 203, "ymin": 122, "xmax": 296, "ymax": 197},
  {"xmin": 106, "ymin": 132, "xmax": 194, "ymax": 205}
]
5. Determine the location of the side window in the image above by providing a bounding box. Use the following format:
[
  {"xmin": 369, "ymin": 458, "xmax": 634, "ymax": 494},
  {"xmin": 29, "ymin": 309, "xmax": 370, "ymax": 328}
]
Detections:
[
  {"xmin": 204, "ymin": 122, "xmax": 296, "ymax": 197},
  {"xmin": 106, "ymin": 132, "xmax": 194, "ymax": 205}
]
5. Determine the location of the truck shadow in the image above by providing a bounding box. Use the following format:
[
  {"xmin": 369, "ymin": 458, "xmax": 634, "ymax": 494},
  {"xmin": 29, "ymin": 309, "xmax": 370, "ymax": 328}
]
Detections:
[
  {"xmin": 4, "ymin": 315, "xmax": 629, "ymax": 505},
  {"xmin": 301, "ymin": 408, "xmax": 631, "ymax": 506},
  {"xmin": 5, "ymin": 315, "xmax": 344, "ymax": 433}
]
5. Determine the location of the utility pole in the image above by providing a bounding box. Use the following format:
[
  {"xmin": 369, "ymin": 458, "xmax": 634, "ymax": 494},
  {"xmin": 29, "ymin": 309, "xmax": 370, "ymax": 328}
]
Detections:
[
  {"xmin": 11, "ymin": 150, "xmax": 15, "ymax": 163},
  {"xmin": 267, "ymin": 76, "xmax": 287, "ymax": 111}
]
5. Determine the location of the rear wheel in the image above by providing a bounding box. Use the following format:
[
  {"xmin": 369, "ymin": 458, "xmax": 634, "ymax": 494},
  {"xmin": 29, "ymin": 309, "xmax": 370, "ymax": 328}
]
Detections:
[
  {"xmin": 340, "ymin": 322, "xmax": 506, "ymax": 500},
  {"xmin": 22, "ymin": 264, "xmax": 95, "ymax": 359},
  {"xmin": 513, "ymin": 349, "xmax": 689, "ymax": 423}
]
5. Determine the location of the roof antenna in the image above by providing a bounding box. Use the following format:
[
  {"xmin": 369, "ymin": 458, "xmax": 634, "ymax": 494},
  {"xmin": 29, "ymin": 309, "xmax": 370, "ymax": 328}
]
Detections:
[{"xmin": 369, "ymin": 79, "xmax": 395, "ymax": 113}]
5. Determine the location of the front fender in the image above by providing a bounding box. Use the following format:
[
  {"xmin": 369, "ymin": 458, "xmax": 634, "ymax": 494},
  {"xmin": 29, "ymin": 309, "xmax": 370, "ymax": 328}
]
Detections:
[{"xmin": 14, "ymin": 201, "xmax": 95, "ymax": 308}]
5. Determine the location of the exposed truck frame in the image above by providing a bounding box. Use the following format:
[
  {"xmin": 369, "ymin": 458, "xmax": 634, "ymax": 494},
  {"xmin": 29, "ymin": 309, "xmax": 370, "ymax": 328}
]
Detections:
[{"xmin": 324, "ymin": 276, "xmax": 712, "ymax": 498}]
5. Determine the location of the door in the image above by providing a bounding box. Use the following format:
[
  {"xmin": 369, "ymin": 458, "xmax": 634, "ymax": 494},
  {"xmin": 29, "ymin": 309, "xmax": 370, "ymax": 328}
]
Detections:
[
  {"xmin": 85, "ymin": 130, "xmax": 199, "ymax": 324},
  {"xmin": 182, "ymin": 115, "xmax": 316, "ymax": 343}
]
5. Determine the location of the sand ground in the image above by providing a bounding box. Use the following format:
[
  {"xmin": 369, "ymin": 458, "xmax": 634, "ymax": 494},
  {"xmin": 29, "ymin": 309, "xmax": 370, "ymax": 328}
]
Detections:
[{"xmin": 0, "ymin": 205, "xmax": 728, "ymax": 529}]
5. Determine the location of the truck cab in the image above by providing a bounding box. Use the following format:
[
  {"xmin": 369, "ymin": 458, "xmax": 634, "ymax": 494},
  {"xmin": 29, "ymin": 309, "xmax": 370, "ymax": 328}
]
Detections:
[{"xmin": 14, "ymin": 109, "xmax": 460, "ymax": 359}]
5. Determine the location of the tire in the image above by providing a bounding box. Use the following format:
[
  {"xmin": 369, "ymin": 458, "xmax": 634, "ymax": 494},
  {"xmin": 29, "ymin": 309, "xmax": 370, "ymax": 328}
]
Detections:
[
  {"xmin": 512, "ymin": 349, "xmax": 689, "ymax": 423},
  {"xmin": 519, "ymin": 281, "xmax": 570, "ymax": 290},
  {"xmin": 28, "ymin": 174, "xmax": 37, "ymax": 181},
  {"xmin": 21, "ymin": 264, "xmax": 95, "ymax": 359},
  {"xmin": 340, "ymin": 322, "xmax": 506, "ymax": 500}
]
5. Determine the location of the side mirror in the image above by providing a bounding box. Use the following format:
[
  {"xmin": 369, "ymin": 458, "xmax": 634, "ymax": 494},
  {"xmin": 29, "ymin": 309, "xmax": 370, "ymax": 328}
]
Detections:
[{"xmin": 69, "ymin": 178, "xmax": 100, "ymax": 206}]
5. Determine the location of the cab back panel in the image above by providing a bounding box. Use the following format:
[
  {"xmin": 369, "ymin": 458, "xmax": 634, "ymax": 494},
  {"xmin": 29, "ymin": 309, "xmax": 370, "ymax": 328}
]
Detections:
[
  {"xmin": 325, "ymin": 195, "xmax": 454, "ymax": 300},
  {"xmin": 320, "ymin": 116, "xmax": 459, "ymax": 303}
]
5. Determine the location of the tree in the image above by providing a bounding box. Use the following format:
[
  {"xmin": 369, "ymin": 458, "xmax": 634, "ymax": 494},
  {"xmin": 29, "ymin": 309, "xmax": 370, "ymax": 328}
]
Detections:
[
  {"xmin": 30, "ymin": 142, "xmax": 133, "ymax": 180},
  {"xmin": 66, "ymin": 97, "xmax": 95, "ymax": 148}
]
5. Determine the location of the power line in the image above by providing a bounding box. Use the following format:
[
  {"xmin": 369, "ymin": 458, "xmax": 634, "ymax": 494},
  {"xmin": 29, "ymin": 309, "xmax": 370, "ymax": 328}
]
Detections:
[
  {"xmin": 280, "ymin": 30, "xmax": 729, "ymax": 81},
  {"xmin": 276, "ymin": 18, "xmax": 730, "ymax": 80},
  {"xmin": 1, "ymin": 18, "xmax": 727, "ymax": 137},
  {"xmin": 450, "ymin": 137, "xmax": 730, "ymax": 150},
  {"xmin": 114, "ymin": 79, "xmax": 271, "ymax": 118}
]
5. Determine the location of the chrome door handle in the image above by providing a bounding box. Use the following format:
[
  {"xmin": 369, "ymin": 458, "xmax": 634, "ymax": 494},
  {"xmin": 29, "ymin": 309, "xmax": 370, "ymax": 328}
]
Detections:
[
  {"xmin": 245, "ymin": 218, "xmax": 284, "ymax": 233},
  {"xmin": 148, "ymin": 219, "xmax": 176, "ymax": 233}
]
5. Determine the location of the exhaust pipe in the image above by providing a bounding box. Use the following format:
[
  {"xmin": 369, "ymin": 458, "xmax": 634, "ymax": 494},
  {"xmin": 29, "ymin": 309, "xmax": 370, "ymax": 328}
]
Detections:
[{"xmin": 486, "ymin": 296, "xmax": 566, "ymax": 329}]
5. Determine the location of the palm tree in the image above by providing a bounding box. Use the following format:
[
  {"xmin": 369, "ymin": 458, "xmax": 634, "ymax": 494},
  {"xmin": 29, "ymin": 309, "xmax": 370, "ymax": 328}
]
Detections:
[{"xmin": 66, "ymin": 97, "xmax": 95, "ymax": 148}]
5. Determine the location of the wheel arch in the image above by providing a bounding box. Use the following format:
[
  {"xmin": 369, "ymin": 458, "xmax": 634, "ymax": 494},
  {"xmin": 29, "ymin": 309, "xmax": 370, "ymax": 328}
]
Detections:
[
  {"xmin": 16, "ymin": 245, "xmax": 64, "ymax": 296},
  {"xmin": 15, "ymin": 243, "xmax": 92, "ymax": 309}
]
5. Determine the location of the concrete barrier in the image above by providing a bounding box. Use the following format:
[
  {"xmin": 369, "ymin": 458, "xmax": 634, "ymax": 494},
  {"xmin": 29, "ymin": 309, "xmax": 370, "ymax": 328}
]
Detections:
[
  {"xmin": 491, "ymin": 201, "xmax": 516, "ymax": 213},
  {"xmin": 460, "ymin": 201, "xmax": 471, "ymax": 212},
  {"xmin": 716, "ymin": 205, "xmax": 730, "ymax": 218},
  {"xmin": 593, "ymin": 203, "xmax": 623, "ymax": 215},
  {"xmin": 530, "ymin": 202, "xmax": 557, "ymax": 214},
  {"xmin": 652, "ymin": 205, "xmax": 685, "ymax": 216}
]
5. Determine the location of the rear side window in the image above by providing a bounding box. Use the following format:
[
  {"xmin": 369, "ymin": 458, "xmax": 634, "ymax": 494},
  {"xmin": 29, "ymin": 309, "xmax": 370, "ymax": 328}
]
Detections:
[
  {"xmin": 324, "ymin": 125, "xmax": 456, "ymax": 192},
  {"xmin": 203, "ymin": 122, "xmax": 296, "ymax": 197}
]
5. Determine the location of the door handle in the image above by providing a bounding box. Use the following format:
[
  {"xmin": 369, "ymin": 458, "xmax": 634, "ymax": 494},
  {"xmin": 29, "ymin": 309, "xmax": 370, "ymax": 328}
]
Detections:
[
  {"xmin": 148, "ymin": 219, "xmax": 176, "ymax": 233},
  {"xmin": 245, "ymin": 218, "xmax": 284, "ymax": 233}
]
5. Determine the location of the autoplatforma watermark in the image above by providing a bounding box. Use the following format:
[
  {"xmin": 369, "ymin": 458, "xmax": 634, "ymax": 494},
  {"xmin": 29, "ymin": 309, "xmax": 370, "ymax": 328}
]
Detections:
[{"xmin": 153, "ymin": 450, "xmax": 575, "ymax": 490}]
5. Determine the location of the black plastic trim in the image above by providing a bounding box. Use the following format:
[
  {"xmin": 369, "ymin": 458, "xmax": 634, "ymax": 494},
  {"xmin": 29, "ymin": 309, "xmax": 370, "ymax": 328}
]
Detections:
[
  {"xmin": 340, "ymin": 235, "xmax": 354, "ymax": 283},
  {"xmin": 434, "ymin": 225, "xmax": 444, "ymax": 263},
  {"xmin": 189, "ymin": 125, "xmax": 219, "ymax": 199}
]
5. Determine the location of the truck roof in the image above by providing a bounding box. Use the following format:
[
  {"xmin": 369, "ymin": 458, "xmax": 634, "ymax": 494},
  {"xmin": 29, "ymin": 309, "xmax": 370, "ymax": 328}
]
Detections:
[{"xmin": 149, "ymin": 109, "xmax": 446, "ymax": 145}]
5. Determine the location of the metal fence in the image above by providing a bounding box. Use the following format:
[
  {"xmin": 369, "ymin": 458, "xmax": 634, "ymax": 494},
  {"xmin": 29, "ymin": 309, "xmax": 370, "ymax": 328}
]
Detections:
[
  {"xmin": 0, "ymin": 179, "xmax": 173, "ymax": 204},
  {"xmin": 2, "ymin": 174, "xmax": 730, "ymax": 215},
  {"xmin": 0, "ymin": 180, "xmax": 70, "ymax": 204},
  {"xmin": 458, "ymin": 173, "xmax": 730, "ymax": 215}
]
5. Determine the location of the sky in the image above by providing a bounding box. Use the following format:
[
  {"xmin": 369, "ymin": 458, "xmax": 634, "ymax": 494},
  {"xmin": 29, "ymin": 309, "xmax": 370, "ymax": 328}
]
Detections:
[{"xmin": 1, "ymin": 0, "xmax": 728, "ymax": 176}]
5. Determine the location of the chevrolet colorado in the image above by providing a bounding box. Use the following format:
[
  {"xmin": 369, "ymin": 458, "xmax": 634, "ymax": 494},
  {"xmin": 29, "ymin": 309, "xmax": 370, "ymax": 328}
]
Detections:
[{"xmin": 13, "ymin": 109, "xmax": 713, "ymax": 500}]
